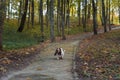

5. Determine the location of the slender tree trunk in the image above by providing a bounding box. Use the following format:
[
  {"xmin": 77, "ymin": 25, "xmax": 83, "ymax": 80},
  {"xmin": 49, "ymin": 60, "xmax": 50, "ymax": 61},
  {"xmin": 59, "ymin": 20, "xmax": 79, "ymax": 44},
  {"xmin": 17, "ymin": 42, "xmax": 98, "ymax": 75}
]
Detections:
[
  {"xmin": 92, "ymin": 0, "xmax": 98, "ymax": 35},
  {"xmin": 57, "ymin": 0, "xmax": 60, "ymax": 35},
  {"xmin": 78, "ymin": 0, "xmax": 81, "ymax": 26},
  {"xmin": 0, "ymin": 0, "xmax": 6, "ymax": 50},
  {"xmin": 108, "ymin": 0, "xmax": 111, "ymax": 30},
  {"xmin": 50, "ymin": 0, "xmax": 55, "ymax": 42},
  {"xmin": 118, "ymin": 0, "xmax": 120, "ymax": 24},
  {"xmin": 18, "ymin": 0, "xmax": 22, "ymax": 24},
  {"xmin": 87, "ymin": 2, "xmax": 91, "ymax": 20},
  {"xmin": 111, "ymin": 8, "xmax": 114, "ymax": 24},
  {"xmin": 82, "ymin": 0, "xmax": 87, "ymax": 32},
  {"xmin": 101, "ymin": 0, "xmax": 107, "ymax": 32},
  {"xmin": 17, "ymin": 0, "xmax": 28, "ymax": 32},
  {"xmin": 7, "ymin": 0, "xmax": 10, "ymax": 21},
  {"xmin": 40, "ymin": 0, "xmax": 44, "ymax": 42},
  {"xmin": 64, "ymin": 0, "xmax": 66, "ymax": 24},
  {"xmin": 46, "ymin": 0, "xmax": 49, "ymax": 27},
  {"xmin": 66, "ymin": 0, "xmax": 70, "ymax": 34},
  {"xmin": 27, "ymin": 0, "xmax": 31, "ymax": 28},
  {"xmin": 31, "ymin": 0, "xmax": 34, "ymax": 27},
  {"xmin": 61, "ymin": 0, "xmax": 66, "ymax": 40}
]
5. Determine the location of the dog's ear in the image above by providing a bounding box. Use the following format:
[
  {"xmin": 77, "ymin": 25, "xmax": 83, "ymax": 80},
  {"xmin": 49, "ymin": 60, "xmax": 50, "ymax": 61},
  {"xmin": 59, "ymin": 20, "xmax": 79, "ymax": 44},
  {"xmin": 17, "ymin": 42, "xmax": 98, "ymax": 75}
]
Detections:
[{"xmin": 54, "ymin": 48, "xmax": 58, "ymax": 56}]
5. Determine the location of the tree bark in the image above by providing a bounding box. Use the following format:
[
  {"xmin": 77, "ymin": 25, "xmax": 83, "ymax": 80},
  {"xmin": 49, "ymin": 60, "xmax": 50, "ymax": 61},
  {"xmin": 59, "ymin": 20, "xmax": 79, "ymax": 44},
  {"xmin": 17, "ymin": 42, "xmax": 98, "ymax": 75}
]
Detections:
[
  {"xmin": 101, "ymin": 0, "xmax": 107, "ymax": 32},
  {"xmin": 17, "ymin": 0, "xmax": 28, "ymax": 32},
  {"xmin": 0, "ymin": 0, "xmax": 6, "ymax": 50},
  {"xmin": 40, "ymin": 0, "xmax": 44, "ymax": 42},
  {"xmin": 46, "ymin": 0, "xmax": 49, "ymax": 28},
  {"xmin": 108, "ymin": 0, "xmax": 111, "ymax": 30},
  {"xmin": 57, "ymin": 0, "xmax": 60, "ymax": 35},
  {"xmin": 27, "ymin": 0, "xmax": 31, "ymax": 28},
  {"xmin": 31, "ymin": 0, "xmax": 34, "ymax": 27},
  {"xmin": 92, "ymin": 0, "xmax": 98, "ymax": 35},
  {"xmin": 18, "ymin": 0, "xmax": 22, "ymax": 24},
  {"xmin": 50, "ymin": 0, "xmax": 55, "ymax": 42},
  {"xmin": 61, "ymin": 0, "xmax": 66, "ymax": 40},
  {"xmin": 78, "ymin": 0, "xmax": 81, "ymax": 26}
]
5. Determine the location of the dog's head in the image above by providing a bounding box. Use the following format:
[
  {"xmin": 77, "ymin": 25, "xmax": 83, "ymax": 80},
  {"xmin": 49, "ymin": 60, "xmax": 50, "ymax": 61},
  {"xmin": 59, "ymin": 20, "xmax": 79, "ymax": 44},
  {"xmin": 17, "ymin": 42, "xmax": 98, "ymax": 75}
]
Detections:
[{"xmin": 54, "ymin": 48, "xmax": 61, "ymax": 56}]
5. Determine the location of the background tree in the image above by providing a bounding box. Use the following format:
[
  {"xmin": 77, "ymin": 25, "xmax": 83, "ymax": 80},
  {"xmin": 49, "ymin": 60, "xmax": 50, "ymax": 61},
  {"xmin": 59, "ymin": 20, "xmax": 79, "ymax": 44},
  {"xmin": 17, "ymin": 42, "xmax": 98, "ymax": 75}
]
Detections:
[
  {"xmin": 61, "ymin": 0, "xmax": 66, "ymax": 40},
  {"xmin": 49, "ymin": 0, "xmax": 55, "ymax": 42},
  {"xmin": 31, "ymin": 0, "xmax": 34, "ymax": 27},
  {"xmin": 0, "ymin": 0, "xmax": 6, "ymax": 50},
  {"xmin": 92, "ymin": 0, "xmax": 98, "ymax": 35},
  {"xmin": 17, "ymin": 0, "xmax": 28, "ymax": 32},
  {"xmin": 101, "ymin": 0, "xmax": 107, "ymax": 32},
  {"xmin": 40, "ymin": 0, "xmax": 44, "ymax": 42}
]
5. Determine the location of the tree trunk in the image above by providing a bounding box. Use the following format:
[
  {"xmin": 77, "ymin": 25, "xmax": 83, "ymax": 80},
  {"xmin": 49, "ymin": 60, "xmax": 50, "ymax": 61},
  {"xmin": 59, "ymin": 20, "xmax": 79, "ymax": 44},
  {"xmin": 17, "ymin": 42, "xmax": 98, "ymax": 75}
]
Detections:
[
  {"xmin": 31, "ymin": 0, "xmax": 34, "ymax": 27},
  {"xmin": 66, "ymin": 0, "xmax": 70, "ymax": 34},
  {"xmin": 61, "ymin": 0, "xmax": 66, "ymax": 40},
  {"xmin": 92, "ymin": 0, "xmax": 98, "ymax": 35},
  {"xmin": 57, "ymin": 0, "xmax": 60, "ymax": 35},
  {"xmin": 46, "ymin": 0, "xmax": 49, "ymax": 27},
  {"xmin": 87, "ymin": 2, "xmax": 91, "ymax": 19},
  {"xmin": 7, "ymin": 0, "xmax": 10, "ymax": 21},
  {"xmin": 50, "ymin": 0, "xmax": 55, "ymax": 42},
  {"xmin": 78, "ymin": 0, "xmax": 81, "ymax": 26},
  {"xmin": 108, "ymin": 0, "xmax": 111, "ymax": 30},
  {"xmin": 82, "ymin": 0, "xmax": 87, "ymax": 32},
  {"xmin": 101, "ymin": 0, "xmax": 107, "ymax": 32},
  {"xmin": 27, "ymin": 0, "xmax": 31, "ymax": 28},
  {"xmin": 111, "ymin": 8, "xmax": 114, "ymax": 24},
  {"xmin": 17, "ymin": 0, "xmax": 28, "ymax": 32},
  {"xmin": 0, "ymin": 0, "xmax": 6, "ymax": 50},
  {"xmin": 40, "ymin": 0, "xmax": 44, "ymax": 42},
  {"xmin": 18, "ymin": 0, "xmax": 22, "ymax": 24}
]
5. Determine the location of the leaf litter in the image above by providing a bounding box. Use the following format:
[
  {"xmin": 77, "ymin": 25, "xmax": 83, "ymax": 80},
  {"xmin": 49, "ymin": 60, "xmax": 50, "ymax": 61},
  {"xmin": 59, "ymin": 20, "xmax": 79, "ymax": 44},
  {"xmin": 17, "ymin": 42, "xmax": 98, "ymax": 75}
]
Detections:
[{"xmin": 76, "ymin": 30, "xmax": 120, "ymax": 80}]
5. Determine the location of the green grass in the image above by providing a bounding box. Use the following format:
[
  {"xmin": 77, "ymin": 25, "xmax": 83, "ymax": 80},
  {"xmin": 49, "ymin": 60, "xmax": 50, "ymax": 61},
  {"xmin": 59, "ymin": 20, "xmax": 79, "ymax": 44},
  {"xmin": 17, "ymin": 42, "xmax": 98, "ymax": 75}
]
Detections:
[{"xmin": 3, "ymin": 21, "xmax": 39, "ymax": 50}]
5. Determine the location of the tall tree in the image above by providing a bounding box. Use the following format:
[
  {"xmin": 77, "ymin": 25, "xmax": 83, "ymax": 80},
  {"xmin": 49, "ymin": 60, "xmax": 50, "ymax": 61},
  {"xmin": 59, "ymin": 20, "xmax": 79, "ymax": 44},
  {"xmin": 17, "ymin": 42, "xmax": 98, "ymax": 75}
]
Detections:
[
  {"xmin": 18, "ymin": 0, "xmax": 22, "ymax": 24},
  {"xmin": 46, "ymin": 0, "xmax": 49, "ymax": 28},
  {"xmin": 66, "ymin": 0, "xmax": 70, "ymax": 34},
  {"xmin": 7, "ymin": 0, "xmax": 10, "ymax": 21},
  {"xmin": 17, "ymin": 0, "xmax": 28, "ymax": 32},
  {"xmin": 0, "ymin": 0, "xmax": 6, "ymax": 50},
  {"xmin": 92, "ymin": 0, "xmax": 98, "ymax": 35},
  {"xmin": 118, "ymin": 0, "xmax": 120, "ymax": 24},
  {"xmin": 101, "ymin": 0, "xmax": 107, "ymax": 32},
  {"xmin": 77, "ymin": 0, "xmax": 81, "ymax": 26},
  {"xmin": 49, "ymin": 0, "xmax": 55, "ymax": 42},
  {"xmin": 57, "ymin": 0, "xmax": 61, "ymax": 35},
  {"xmin": 27, "ymin": 0, "xmax": 31, "ymax": 28},
  {"xmin": 40, "ymin": 0, "xmax": 44, "ymax": 42},
  {"xmin": 31, "ymin": 0, "xmax": 34, "ymax": 27},
  {"xmin": 108, "ymin": 0, "xmax": 111, "ymax": 30},
  {"xmin": 87, "ymin": 0, "xmax": 91, "ymax": 20},
  {"xmin": 61, "ymin": 0, "xmax": 66, "ymax": 40},
  {"xmin": 82, "ymin": 0, "xmax": 87, "ymax": 32}
]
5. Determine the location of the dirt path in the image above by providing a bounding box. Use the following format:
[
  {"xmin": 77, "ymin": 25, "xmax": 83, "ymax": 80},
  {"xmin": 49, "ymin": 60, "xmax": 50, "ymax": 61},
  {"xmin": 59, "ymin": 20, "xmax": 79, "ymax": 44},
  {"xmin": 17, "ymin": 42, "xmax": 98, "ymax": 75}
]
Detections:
[{"xmin": 1, "ymin": 33, "xmax": 92, "ymax": 80}]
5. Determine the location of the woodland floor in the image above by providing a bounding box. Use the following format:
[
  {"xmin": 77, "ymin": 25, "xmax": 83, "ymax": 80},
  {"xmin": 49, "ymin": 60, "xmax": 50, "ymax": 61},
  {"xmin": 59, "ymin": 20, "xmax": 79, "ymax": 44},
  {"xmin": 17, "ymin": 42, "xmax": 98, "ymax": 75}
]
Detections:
[
  {"xmin": 76, "ymin": 29, "xmax": 120, "ymax": 80},
  {"xmin": 0, "ymin": 26, "xmax": 120, "ymax": 80}
]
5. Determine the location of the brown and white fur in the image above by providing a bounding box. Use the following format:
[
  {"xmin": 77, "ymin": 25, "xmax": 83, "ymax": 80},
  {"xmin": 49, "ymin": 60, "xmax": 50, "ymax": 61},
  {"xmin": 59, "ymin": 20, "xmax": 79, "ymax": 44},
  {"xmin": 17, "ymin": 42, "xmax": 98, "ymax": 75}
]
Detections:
[{"xmin": 54, "ymin": 48, "xmax": 65, "ymax": 60}]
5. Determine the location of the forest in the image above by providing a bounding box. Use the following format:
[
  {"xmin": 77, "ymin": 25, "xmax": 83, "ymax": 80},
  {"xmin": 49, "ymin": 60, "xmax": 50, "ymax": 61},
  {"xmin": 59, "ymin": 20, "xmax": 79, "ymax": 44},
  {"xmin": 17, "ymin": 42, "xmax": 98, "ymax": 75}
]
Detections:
[{"xmin": 0, "ymin": 0, "xmax": 120, "ymax": 80}]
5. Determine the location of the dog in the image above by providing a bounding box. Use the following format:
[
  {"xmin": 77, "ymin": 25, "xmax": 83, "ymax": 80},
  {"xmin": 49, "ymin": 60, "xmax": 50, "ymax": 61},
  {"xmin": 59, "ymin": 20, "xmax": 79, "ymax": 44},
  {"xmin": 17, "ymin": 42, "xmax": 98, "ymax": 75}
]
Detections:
[{"xmin": 54, "ymin": 48, "xmax": 65, "ymax": 60}]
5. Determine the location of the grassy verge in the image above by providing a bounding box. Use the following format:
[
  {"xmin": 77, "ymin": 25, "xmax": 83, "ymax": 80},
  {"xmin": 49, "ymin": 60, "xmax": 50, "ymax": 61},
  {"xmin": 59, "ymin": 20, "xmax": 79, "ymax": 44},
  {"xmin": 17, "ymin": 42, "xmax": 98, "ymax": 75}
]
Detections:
[{"xmin": 76, "ymin": 29, "xmax": 120, "ymax": 80}]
